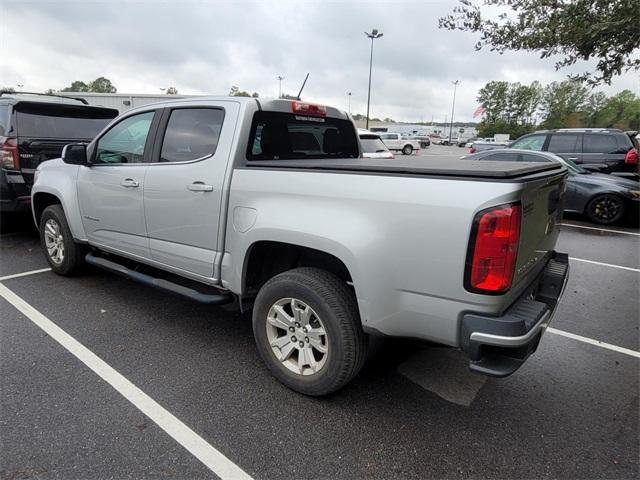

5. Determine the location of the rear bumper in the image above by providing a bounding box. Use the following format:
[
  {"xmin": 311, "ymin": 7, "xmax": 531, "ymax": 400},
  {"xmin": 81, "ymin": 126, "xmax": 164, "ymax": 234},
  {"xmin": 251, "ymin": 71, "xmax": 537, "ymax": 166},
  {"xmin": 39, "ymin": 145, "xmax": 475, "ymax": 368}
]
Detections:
[
  {"xmin": 460, "ymin": 251, "xmax": 569, "ymax": 377},
  {"xmin": 1, "ymin": 169, "xmax": 31, "ymax": 212}
]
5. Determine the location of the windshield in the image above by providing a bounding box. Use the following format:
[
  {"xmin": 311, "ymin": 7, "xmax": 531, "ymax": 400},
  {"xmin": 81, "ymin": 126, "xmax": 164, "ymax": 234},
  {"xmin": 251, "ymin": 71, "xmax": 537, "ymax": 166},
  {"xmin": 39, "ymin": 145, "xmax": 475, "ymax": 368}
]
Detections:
[
  {"xmin": 247, "ymin": 111, "xmax": 359, "ymax": 160},
  {"xmin": 359, "ymin": 135, "xmax": 389, "ymax": 153},
  {"xmin": 561, "ymin": 156, "xmax": 587, "ymax": 174},
  {"xmin": 15, "ymin": 103, "xmax": 117, "ymax": 139}
]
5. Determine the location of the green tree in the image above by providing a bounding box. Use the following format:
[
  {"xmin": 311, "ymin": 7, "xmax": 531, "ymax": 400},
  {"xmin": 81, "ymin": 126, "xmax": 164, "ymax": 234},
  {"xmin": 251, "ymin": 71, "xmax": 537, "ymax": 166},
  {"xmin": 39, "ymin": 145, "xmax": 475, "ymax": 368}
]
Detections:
[
  {"xmin": 88, "ymin": 77, "xmax": 117, "ymax": 93},
  {"xmin": 166, "ymin": 86, "xmax": 178, "ymax": 95},
  {"xmin": 598, "ymin": 90, "xmax": 640, "ymax": 130},
  {"xmin": 229, "ymin": 86, "xmax": 253, "ymax": 97},
  {"xmin": 1, "ymin": 86, "xmax": 16, "ymax": 93},
  {"xmin": 60, "ymin": 80, "xmax": 89, "ymax": 92},
  {"xmin": 439, "ymin": 0, "xmax": 640, "ymax": 85},
  {"xmin": 540, "ymin": 80, "xmax": 590, "ymax": 128}
]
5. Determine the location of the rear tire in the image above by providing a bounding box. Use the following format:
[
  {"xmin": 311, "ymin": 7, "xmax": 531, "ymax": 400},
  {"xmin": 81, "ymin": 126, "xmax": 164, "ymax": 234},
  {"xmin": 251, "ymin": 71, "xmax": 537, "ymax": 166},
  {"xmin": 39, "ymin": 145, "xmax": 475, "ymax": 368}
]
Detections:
[
  {"xmin": 585, "ymin": 194, "xmax": 625, "ymax": 225},
  {"xmin": 39, "ymin": 204, "xmax": 86, "ymax": 276},
  {"xmin": 402, "ymin": 145, "xmax": 413, "ymax": 155},
  {"xmin": 252, "ymin": 267, "xmax": 368, "ymax": 396}
]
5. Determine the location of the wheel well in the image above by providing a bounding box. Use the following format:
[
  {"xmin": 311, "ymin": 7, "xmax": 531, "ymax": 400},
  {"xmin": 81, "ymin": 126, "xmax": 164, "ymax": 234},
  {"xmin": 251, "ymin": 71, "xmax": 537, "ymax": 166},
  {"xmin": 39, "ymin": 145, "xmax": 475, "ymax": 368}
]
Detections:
[
  {"xmin": 33, "ymin": 193, "xmax": 61, "ymax": 226},
  {"xmin": 243, "ymin": 241, "xmax": 352, "ymax": 293}
]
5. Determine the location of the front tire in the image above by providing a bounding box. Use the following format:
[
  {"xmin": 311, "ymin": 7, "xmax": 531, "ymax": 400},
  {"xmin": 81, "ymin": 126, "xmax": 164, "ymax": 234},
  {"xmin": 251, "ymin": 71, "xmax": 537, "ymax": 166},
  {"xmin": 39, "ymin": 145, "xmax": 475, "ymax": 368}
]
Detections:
[
  {"xmin": 585, "ymin": 194, "xmax": 625, "ymax": 225},
  {"xmin": 402, "ymin": 145, "xmax": 413, "ymax": 155},
  {"xmin": 39, "ymin": 204, "xmax": 86, "ymax": 276},
  {"xmin": 252, "ymin": 267, "xmax": 368, "ymax": 396}
]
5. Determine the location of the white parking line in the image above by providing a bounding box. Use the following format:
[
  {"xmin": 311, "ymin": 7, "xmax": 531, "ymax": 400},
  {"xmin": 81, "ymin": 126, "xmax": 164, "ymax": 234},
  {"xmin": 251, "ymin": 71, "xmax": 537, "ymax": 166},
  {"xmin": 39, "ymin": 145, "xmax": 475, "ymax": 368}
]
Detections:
[
  {"xmin": 561, "ymin": 223, "xmax": 640, "ymax": 236},
  {"xmin": 570, "ymin": 257, "xmax": 640, "ymax": 273},
  {"xmin": 0, "ymin": 283, "xmax": 253, "ymax": 480},
  {"xmin": 0, "ymin": 268, "xmax": 51, "ymax": 282},
  {"xmin": 548, "ymin": 328, "xmax": 640, "ymax": 359}
]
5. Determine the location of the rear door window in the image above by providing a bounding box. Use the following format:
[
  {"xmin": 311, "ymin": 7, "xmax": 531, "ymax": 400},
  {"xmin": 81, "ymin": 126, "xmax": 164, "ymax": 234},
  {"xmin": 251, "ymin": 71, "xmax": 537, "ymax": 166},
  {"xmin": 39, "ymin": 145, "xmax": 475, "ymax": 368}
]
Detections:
[
  {"xmin": 14, "ymin": 102, "xmax": 117, "ymax": 139},
  {"xmin": 547, "ymin": 134, "xmax": 581, "ymax": 153},
  {"xmin": 510, "ymin": 134, "xmax": 546, "ymax": 151},
  {"xmin": 247, "ymin": 112, "xmax": 358, "ymax": 160},
  {"xmin": 583, "ymin": 134, "xmax": 621, "ymax": 154},
  {"xmin": 159, "ymin": 108, "xmax": 224, "ymax": 162}
]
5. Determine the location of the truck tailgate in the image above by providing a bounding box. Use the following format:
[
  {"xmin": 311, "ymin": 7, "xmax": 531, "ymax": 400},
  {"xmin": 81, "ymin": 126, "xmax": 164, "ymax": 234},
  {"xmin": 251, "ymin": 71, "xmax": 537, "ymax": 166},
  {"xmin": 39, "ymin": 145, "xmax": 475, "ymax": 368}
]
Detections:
[{"xmin": 513, "ymin": 171, "xmax": 567, "ymax": 286}]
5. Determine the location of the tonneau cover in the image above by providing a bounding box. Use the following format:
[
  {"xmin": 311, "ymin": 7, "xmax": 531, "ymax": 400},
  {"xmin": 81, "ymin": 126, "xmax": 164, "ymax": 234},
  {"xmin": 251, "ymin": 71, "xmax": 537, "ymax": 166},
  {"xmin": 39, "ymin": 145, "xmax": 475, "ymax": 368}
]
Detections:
[{"xmin": 244, "ymin": 157, "xmax": 565, "ymax": 180}]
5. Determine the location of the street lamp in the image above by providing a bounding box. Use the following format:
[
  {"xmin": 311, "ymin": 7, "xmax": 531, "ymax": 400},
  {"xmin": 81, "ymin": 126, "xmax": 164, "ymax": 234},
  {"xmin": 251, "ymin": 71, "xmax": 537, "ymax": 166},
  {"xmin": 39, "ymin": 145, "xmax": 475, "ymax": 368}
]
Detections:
[
  {"xmin": 364, "ymin": 29, "xmax": 383, "ymax": 129},
  {"xmin": 277, "ymin": 76, "xmax": 284, "ymax": 98},
  {"xmin": 348, "ymin": 92, "xmax": 352, "ymax": 114},
  {"xmin": 448, "ymin": 80, "xmax": 460, "ymax": 145}
]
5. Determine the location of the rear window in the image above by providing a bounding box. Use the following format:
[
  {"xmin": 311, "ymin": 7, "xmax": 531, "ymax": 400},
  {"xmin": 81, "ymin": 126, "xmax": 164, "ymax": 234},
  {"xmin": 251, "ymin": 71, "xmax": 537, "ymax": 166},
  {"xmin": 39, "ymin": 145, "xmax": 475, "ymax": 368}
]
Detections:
[
  {"xmin": 15, "ymin": 102, "xmax": 117, "ymax": 139},
  {"xmin": 359, "ymin": 135, "xmax": 389, "ymax": 153},
  {"xmin": 583, "ymin": 134, "xmax": 622, "ymax": 154},
  {"xmin": 0, "ymin": 105, "xmax": 9, "ymax": 136},
  {"xmin": 247, "ymin": 111, "xmax": 358, "ymax": 160}
]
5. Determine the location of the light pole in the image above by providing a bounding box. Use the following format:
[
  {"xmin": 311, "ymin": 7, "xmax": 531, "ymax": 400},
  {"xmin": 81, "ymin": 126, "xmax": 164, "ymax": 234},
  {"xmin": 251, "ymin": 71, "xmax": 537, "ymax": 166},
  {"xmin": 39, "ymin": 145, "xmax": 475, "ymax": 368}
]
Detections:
[
  {"xmin": 348, "ymin": 92, "xmax": 352, "ymax": 114},
  {"xmin": 364, "ymin": 29, "xmax": 383, "ymax": 129},
  {"xmin": 277, "ymin": 76, "xmax": 284, "ymax": 98},
  {"xmin": 448, "ymin": 80, "xmax": 460, "ymax": 145}
]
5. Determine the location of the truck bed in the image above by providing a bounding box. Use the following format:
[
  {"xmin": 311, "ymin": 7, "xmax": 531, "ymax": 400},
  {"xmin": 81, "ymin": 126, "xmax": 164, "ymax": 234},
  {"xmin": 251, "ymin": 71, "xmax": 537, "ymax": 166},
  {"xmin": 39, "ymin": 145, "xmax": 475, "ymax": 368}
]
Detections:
[{"xmin": 244, "ymin": 157, "xmax": 563, "ymax": 180}]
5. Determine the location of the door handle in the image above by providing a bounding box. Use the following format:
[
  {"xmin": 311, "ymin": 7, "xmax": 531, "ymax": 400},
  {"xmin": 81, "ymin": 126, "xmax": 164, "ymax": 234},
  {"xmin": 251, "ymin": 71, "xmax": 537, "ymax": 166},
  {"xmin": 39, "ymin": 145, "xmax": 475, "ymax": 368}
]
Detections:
[
  {"xmin": 187, "ymin": 181, "xmax": 213, "ymax": 192},
  {"xmin": 120, "ymin": 178, "xmax": 139, "ymax": 188},
  {"xmin": 567, "ymin": 157, "xmax": 578, "ymax": 161}
]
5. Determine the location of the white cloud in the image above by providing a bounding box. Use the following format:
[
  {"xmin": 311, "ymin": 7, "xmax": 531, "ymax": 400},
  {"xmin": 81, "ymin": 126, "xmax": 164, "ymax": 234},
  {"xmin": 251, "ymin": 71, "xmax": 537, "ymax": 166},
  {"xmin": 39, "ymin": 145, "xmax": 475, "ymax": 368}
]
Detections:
[{"xmin": 2, "ymin": 0, "xmax": 638, "ymax": 122}]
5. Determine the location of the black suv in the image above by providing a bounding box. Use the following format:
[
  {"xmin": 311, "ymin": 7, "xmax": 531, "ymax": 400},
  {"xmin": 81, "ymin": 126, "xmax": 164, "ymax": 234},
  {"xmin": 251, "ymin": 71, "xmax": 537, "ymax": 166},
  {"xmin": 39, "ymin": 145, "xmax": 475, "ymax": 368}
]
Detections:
[
  {"xmin": 510, "ymin": 128, "xmax": 639, "ymax": 175},
  {"xmin": 1, "ymin": 92, "xmax": 118, "ymax": 215}
]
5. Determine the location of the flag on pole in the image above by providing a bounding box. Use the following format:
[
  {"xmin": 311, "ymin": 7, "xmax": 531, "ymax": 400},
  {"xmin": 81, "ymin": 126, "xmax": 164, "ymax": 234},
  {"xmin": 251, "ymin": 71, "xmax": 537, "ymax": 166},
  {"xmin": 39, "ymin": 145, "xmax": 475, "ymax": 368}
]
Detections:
[{"xmin": 473, "ymin": 105, "xmax": 486, "ymax": 118}]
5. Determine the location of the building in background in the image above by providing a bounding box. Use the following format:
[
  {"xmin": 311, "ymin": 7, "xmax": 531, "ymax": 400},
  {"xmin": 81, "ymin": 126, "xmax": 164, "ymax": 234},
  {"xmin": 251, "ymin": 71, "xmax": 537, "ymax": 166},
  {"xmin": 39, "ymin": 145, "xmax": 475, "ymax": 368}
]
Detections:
[{"xmin": 56, "ymin": 92, "xmax": 201, "ymax": 113}]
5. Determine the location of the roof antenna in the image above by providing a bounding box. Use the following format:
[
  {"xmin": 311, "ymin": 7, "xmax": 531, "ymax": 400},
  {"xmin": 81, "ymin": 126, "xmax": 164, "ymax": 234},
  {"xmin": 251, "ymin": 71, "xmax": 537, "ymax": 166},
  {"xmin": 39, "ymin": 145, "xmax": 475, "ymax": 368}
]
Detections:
[{"xmin": 296, "ymin": 73, "xmax": 309, "ymax": 100}]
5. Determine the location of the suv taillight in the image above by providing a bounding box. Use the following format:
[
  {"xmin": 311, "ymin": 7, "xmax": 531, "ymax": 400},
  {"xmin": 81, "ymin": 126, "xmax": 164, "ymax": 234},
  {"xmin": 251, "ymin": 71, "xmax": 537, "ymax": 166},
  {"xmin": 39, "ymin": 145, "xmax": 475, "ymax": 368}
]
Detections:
[
  {"xmin": 625, "ymin": 147, "xmax": 638, "ymax": 165},
  {"xmin": 465, "ymin": 203, "xmax": 521, "ymax": 294},
  {"xmin": 1, "ymin": 138, "xmax": 19, "ymax": 170}
]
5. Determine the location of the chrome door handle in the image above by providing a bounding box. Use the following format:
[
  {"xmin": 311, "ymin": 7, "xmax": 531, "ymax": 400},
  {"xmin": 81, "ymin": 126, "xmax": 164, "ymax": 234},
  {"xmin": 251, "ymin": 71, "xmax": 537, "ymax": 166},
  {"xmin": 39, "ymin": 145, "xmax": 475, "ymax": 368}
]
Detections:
[
  {"xmin": 187, "ymin": 181, "xmax": 213, "ymax": 192},
  {"xmin": 121, "ymin": 178, "xmax": 139, "ymax": 188},
  {"xmin": 567, "ymin": 157, "xmax": 578, "ymax": 161}
]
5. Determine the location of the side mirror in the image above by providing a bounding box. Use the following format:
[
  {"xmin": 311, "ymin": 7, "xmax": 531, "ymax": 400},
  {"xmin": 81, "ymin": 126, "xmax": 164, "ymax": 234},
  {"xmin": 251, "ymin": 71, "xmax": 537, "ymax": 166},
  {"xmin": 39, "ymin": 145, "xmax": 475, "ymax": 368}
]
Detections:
[{"xmin": 62, "ymin": 144, "xmax": 88, "ymax": 165}]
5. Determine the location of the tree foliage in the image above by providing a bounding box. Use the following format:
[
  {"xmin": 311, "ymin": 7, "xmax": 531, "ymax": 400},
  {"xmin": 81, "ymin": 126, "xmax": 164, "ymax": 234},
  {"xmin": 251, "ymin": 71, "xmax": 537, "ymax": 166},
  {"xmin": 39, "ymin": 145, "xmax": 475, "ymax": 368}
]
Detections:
[
  {"xmin": 439, "ymin": 0, "xmax": 640, "ymax": 85},
  {"xmin": 59, "ymin": 77, "xmax": 117, "ymax": 93},
  {"xmin": 165, "ymin": 86, "xmax": 178, "ymax": 95},
  {"xmin": 229, "ymin": 86, "xmax": 256, "ymax": 97},
  {"xmin": 476, "ymin": 79, "xmax": 640, "ymax": 136}
]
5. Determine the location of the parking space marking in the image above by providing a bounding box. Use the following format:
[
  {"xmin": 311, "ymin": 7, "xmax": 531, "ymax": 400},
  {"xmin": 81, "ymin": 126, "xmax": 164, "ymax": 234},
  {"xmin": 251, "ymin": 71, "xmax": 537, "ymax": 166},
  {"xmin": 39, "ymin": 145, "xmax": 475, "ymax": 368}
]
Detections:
[
  {"xmin": 548, "ymin": 328, "xmax": 640, "ymax": 359},
  {"xmin": 570, "ymin": 257, "xmax": 639, "ymax": 273},
  {"xmin": 0, "ymin": 283, "xmax": 253, "ymax": 480},
  {"xmin": 561, "ymin": 223, "xmax": 640, "ymax": 236},
  {"xmin": 0, "ymin": 268, "xmax": 51, "ymax": 282}
]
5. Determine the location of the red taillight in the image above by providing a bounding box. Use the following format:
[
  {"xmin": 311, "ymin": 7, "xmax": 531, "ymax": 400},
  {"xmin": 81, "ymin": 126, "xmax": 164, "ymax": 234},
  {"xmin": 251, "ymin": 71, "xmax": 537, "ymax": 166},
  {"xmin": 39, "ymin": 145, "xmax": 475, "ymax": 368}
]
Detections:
[
  {"xmin": 291, "ymin": 101, "xmax": 327, "ymax": 117},
  {"xmin": 1, "ymin": 138, "xmax": 19, "ymax": 170},
  {"xmin": 625, "ymin": 147, "xmax": 638, "ymax": 165},
  {"xmin": 469, "ymin": 146, "xmax": 476, "ymax": 154},
  {"xmin": 466, "ymin": 203, "xmax": 521, "ymax": 294}
]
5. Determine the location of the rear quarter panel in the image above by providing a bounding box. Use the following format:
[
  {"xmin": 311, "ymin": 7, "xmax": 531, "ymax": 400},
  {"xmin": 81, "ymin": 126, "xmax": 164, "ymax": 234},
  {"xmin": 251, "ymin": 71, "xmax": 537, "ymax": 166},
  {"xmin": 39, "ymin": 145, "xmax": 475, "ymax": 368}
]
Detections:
[{"xmin": 223, "ymin": 168, "xmax": 531, "ymax": 346}]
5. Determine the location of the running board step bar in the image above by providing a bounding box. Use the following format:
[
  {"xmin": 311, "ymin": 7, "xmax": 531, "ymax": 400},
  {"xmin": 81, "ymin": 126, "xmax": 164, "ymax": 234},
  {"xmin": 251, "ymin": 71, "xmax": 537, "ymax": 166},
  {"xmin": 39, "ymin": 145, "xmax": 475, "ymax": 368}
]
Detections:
[{"xmin": 85, "ymin": 253, "xmax": 232, "ymax": 305}]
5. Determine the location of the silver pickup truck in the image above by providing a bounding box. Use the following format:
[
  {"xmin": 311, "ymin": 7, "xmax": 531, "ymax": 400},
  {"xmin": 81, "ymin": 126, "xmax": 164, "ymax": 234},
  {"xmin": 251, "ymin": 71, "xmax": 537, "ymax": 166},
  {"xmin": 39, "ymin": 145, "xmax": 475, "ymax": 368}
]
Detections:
[{"xmin": 31, "ymin": 97, "xmax": 569, "ymax": 395}]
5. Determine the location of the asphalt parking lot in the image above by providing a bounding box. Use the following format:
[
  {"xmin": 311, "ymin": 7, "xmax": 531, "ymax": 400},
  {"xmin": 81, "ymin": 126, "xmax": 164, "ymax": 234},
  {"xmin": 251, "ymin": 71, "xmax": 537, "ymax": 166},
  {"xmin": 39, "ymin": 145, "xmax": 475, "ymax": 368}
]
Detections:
[{"xmin": 1, "ymin": 211, "xmax": 638, "ymax": 479}]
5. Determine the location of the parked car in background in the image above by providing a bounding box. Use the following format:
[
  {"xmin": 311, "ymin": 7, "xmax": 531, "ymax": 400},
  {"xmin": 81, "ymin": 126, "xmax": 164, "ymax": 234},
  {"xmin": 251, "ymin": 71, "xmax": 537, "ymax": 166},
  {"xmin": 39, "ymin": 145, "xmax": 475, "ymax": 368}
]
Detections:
[
  {"xmin": 32, "ymin": 97, "xmax": 569, "ymax": 394},
  {"xmin": 462, "ymin": 149, "xmax": 640, "ymax": 225},
  {"xmin": 509, "ymin": 129, "xmax": 639, "ymax": 177},
  {"xmin": 468, "ymin": 136, "xmax": 511, "ymax": 153},
  {"xmin": 409, "ymin": 135, "xmax": 431, "ymax": 149},
  {"xmin": 378, "ymin": 132, "xmax": 420, "ymax": 155},
  {"xmin": 461, "ymin": 137, "xmax": 479, "ymax": 148},
  {"xmin": 1, "ymin": 92, "xmax": 118, "ymax": 217},
  {"xmin": 358, "ymin": 131, "xmax": 394, "ymax": 159}
]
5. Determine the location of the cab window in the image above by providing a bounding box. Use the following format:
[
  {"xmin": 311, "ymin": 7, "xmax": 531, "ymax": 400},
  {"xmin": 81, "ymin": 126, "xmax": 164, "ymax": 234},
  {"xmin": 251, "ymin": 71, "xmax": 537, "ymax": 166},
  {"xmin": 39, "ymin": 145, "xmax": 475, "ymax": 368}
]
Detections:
[{"xmin": 94, "ymin": 111, "xmax": 155, "ymax": 164}]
